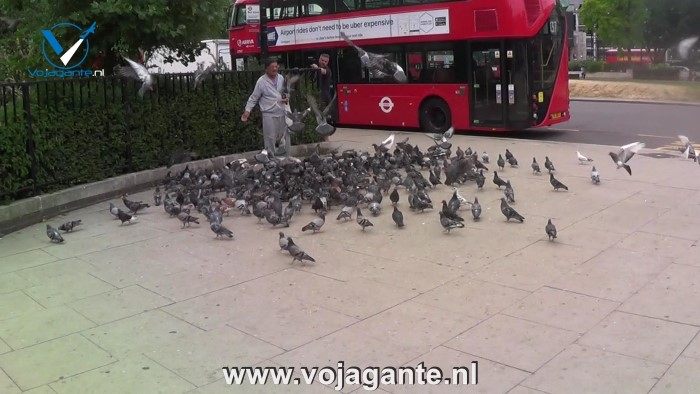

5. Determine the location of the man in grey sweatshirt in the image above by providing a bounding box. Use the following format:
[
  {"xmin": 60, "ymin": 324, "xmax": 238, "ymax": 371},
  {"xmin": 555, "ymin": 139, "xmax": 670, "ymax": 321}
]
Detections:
[{"xmin": 241, "ymin": 58, "xmax": 290, "ymax": 156}]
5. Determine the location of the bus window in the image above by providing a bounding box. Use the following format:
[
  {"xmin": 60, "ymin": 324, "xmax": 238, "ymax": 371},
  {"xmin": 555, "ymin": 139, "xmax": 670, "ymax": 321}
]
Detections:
[
  {"xmin": 337, "ymin": 49, "xmax": 365, "ymax": 83},
  {"xmin": 426, "ymin": 50, "xmax": 456, "ymax": 83},
  {"xmin": 231, "ymin": 5, "xmax": 246, "ymax": 27},
  {"xmin": 364, "ymin": 0, "xmax": 398, "ymax": 9},
  {"xmin": 530, "ymin": 8, "xmax": 564, "ymax": 90}
]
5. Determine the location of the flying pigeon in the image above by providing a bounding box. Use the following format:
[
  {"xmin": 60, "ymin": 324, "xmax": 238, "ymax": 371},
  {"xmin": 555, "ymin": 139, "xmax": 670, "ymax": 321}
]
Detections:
[
  {"xmin": 609, "ymin": 142, "xmax": 645, "ymax": 175},
  {"xmin": 577, "ymin": 151, "xmax": 593, "ymax": 164},
  {"xmin": 425, "ymin": 127, "xmax": 454, "ymax": 144},
  {"xmin": 678, "ymin": 36, "xmax": 699, "ymax": 60},
  {"xmin": 340, "ymin": 31, "xmax": 407, "ymax": 82},
  {"xmin": 115, "ymin": 57, "xmax": 154, "ymax": 97},
  {"xmin": 306, "ymin": 93, "xmax": 337, "ymax": 136}
]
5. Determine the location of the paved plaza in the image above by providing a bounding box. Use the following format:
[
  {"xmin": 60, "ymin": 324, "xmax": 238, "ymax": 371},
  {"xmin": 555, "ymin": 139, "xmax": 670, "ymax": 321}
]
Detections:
[{"xmin": 1, "ymin": 128, "xmax": 700, "ymax": 393}]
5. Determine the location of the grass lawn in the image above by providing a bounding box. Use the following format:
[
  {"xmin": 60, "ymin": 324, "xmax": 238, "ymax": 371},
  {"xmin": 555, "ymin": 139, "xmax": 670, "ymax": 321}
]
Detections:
[{"xmin": 569, "ymin": 79, "xmax": 700, "ymax": 102}]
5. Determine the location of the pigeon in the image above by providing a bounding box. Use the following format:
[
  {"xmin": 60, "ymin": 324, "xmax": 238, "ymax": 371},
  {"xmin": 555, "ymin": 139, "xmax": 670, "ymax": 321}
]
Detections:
[
  {"xmin": 178, "ymin": 211, "xmax": 200, "ymax": 227},
  {"xmin": 500, "ymin": 198, "xmax": 524, "ymax": 222},
  {"xmin": 577, "ymin": 151, "xmax": 593, "ymax": 164},
  {"xmin": 507, "ymin": 155, "xmax": 518, "ymax": 167},
  {"xmin": 302, "ymin": 212, "xmax": 325, "ymax": 232},
  {"xmin": 116, "ymin": 209, "xmax": 137, "ymax": 224},
  {"xmin": 285, "ymin": 106, "xmax": 312, "ymax": 135},
  {"xmin": 254, "ymin": 149, "xmax": 271, "ymax": 163},
  {"xmin": 475, "ymin": 170, "xmax": 485, "ymax": 189},
  {"xmin": 609, "ymin": 142, "xmax": 645, "ymax": 176},
  {"xmin": 549, "ymin": 173, "xmax": 569, "ymax": 191},
  {"xmin": 122, "ymin": 194, "xmax": 149, "ymax": 214},
  {"xmin": 425, "ymin": 127, "xmax": 454, "ymax": 144},
  {"xmin": 493, "ymin": 171, "xmax": 507, "ymax": 189},
  {"xmin": 591, "ymin": 166, "xmax": 600, "ymax": 184},
  {"xmin": 287, "ymin": 237, "xmax": 316, "ymax": 265},
  {"xmin": 211, "ymin": 222, "xmax": 234, "ymax": 239},
  {"xmin": 368, "ymin": 202, "xmax": 382, "ymax": 216},
  {"xmin": 545, "ymin": 219, "xmax": 557, "ymax": 241},
  {"xmin": 193, "ymin": 54, "xmax": 223, "ymax": 90},
  {"xmin": 372, "ymin": 133, "xmax": 395, "ymax": 154},
  {"xmin": 356, "ymin": 207, "xmax": 373, "ymax": 231},
  {"xmin": 306, "ymin": 93, "xmax": 337, "ymax": 136},
  {"xmin": 278, "ymin": 231, "xmax": 289, "ymax": 250},
  {"xmin": 678, "ymin": 36, "xmax": 699, "ymax": 60},
  {"xmin": 336, "ymin": 205, "xmax": 354, "ymax": 221},
  {"xmin": 46, "ymin": 224, "xmax": 64, "ymax": 243},
  {"xmin": 392, "ymin": 205, "xmax": 404, "ymax": 228},
  {"xmin": 58, "ymin": 220, "xmax": 82, "ymax": 232},
  {"xmin": 441, "ymin": 200, "xmax": 464, "ymax": 222},
  {"xmin": 504, "ymin": 180, "xmax": 515, "ymax": 203},
  {"xmin": 109, "ymin": 202, "xmax": 119, "ymax": 218},
  {"xmin": 531, "ymin": 157, "xmax": 541, "ymax": 174},
  {"xmin": 153, "ymin": 186, "xmax": 162, "ymax": 206},
  {"xmin": 452, "ymin": 187, "xmax": 468, "ymax": 206},
  {"xmin": 389, "ymin": 187, "xmax": 400, "ymax": 205},
  {"xmin": 678, "ymin": 136, "xmax": 695, "ymax": 159},
  {"xmin": 340, "ymin": 31, "xmax": 407, "ymax": 82},
  {"xmin": 471, "ymin": 197, "xmax": 482, "ymax": 220},
  {"xmin": 439, "ymin": 211, "xmax": 465, "ymax": 233},
  {"xmin": 505, "ymin": 149, "xmax": 514, "ymax": 161},
  {"xmin": 544, "ymin": 156, "xmax": 555, "ymax": 173},
  {"xmin": 497, "ymin": 154, "xmax": 505, "ymax": 170},
  {"xmin": 482, "ymin": 151, "xmax": 489, "ymax": 163},
  {"xmin": 115, "ymin": 57, "xmax": 154, "ymax": 97}
]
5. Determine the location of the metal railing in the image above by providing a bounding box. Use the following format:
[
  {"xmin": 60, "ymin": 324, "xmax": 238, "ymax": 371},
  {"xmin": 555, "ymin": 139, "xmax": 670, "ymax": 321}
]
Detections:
[{"xmin": 0, "ymin": 69, "xmax": 322, "ymax": 202}]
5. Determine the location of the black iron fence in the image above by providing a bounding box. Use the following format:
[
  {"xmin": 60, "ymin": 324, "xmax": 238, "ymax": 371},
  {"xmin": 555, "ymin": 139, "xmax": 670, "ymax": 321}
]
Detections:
[{"xmin": 0, "ymin": 69, "xmax": 322, "ymax": 203}]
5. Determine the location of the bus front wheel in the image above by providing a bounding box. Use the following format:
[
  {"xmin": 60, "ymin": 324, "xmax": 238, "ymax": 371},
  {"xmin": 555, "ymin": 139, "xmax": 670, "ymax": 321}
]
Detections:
[{"xmin": 420, "ymin": 98, "xmax": 452, "ymax": 134}]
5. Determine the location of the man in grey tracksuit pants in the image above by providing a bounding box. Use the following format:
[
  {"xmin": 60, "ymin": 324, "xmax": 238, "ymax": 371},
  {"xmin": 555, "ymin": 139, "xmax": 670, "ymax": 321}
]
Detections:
[{"xmin": 241, "ymin": 58, "xmax": 290, "ymax": 157}]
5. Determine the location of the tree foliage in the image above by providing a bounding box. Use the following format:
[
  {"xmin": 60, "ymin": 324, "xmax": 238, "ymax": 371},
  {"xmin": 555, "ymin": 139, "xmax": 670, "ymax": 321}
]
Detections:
[
  {"xmin": 0, "ymin": 0, "xmax": 230, "ymax": 79},
  {"xmin": 579, "ymin": 0, "xmax": 648, "ymax": 51},
  {"xmin": 643, "ymin": 0, "xmax": 700, "ymax": 51}
]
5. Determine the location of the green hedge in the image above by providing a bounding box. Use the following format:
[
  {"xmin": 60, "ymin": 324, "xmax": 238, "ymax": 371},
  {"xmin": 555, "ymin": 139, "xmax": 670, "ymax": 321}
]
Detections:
[{"xmin": 0, "ymin": 71, "xmax": 322, "ymax": 204}]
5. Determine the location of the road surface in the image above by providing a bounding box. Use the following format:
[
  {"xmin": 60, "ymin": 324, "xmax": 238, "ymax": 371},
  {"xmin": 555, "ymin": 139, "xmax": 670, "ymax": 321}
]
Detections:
[{"xmin": 462, "ymin": 100, "xmax": 700, "ymax": 150}]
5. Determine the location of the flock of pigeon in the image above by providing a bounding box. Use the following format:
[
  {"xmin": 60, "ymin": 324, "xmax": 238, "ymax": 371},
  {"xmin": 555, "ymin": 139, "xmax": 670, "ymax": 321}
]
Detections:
[{"xmin": 45, "ymin": 126, "xmax": 700, "ymax": 268}]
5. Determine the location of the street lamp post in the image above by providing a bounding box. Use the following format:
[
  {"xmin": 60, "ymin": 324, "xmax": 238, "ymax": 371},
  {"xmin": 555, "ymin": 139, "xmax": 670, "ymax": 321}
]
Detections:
[{"xmin": 259, "ymin": 0, "xmax": 268, "ymax": 60}]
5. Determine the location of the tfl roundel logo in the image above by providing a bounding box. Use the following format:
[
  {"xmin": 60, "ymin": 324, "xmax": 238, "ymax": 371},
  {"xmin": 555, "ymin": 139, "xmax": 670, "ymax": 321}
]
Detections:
[{"xmin": 40, "ymin": 21, "xmax": 96, "ymax": 70}]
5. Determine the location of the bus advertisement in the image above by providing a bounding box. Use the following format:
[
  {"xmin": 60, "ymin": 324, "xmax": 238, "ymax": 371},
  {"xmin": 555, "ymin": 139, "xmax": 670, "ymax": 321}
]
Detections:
[{"xmin": 227, "ymin": 0, "xmax": 571, "ymax": 133}]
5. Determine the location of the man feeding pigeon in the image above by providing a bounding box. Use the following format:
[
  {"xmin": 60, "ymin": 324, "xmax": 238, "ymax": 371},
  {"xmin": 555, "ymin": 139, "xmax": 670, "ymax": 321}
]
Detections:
[{"xmin": 241, "ymin": 58, "xmax": 290, "ymax": 157}]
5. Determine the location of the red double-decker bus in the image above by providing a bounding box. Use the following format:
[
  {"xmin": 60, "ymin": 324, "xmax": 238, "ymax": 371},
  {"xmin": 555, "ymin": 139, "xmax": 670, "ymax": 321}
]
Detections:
[{"xmin": 227, "ymin": 0, "xmax": 571, "ymax": 133}]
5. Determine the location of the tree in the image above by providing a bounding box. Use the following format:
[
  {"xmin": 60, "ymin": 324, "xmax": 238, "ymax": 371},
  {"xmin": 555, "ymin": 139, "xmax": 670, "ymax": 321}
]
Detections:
[
  {"xmin": 579, "ymin": 0, "xmax": 648, "ymax": 58},
  {"xmin": 0, "ymin": 0, "xmax": 230, "ymax": 79},
  {"xmin": 643, "ymin": 0, "xmax": 700, "ymax": 59}
]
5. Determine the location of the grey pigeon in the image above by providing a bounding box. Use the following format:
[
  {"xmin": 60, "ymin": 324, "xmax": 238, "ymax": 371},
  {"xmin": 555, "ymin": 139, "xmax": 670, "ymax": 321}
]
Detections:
[
  {"xmin": 544, "ymin": 156, "xmax": 555, "ymax": 173},
  {"xmin": 211, "ymin": 222, "xmax": 234, "ymax": 239},
  {"xmin": 482, "ymin": 151, "xmax": 489, "ymax": 163},
  {"xmin": 58, "ymin": 220, "xmax": 82, "ymax": 232},
  {"xmin": 109, "ymin": 202, "xmax": 119, "ymax": 218},
  {"xmin": 356, "ymin": 207, "xmax": 373, "ymax": 231},
  {"xmin": 287, "ymin": 237, "xmax": 316, "ymax": 266},
  {"xmin": 177, "ymin": 211, "xmax": 200, "ymax": 227},
  {"xmin": 46, "ymin": 224, "xmax": 64, "ymax": 243},
  {"xmin": 340, "ymin": 31, "xmax": 407, "ymax": 82},
  {"xmin": 497, "ymin": 154, "xmax": 505, "ymax": 170},
  {"xmin": 493, "ymin": 171, "xmax": 507, "ymax": 189},
  {"xmin": 115, "ymin": 57, "xmax": 154, "ymax": 97},
  {"xmin": 278, "ymin": 231, "xmax": 289, "ymax": 250},
  {"xmin": 301, "ymin": 212, "xmax": 325, "ymax": 232},
  {"xmin": 504, "ymin": 180, "xmax": 515, "ymax": 203},
  {"xmin": 116, "ymin": 209, "xmax": 137, "ymax": 225},
  {"xmin": 307, "ymin": 93, "xmax": 337, "ymax": 136},
  {"xmin": 609, "ymin": 142, "xmax": 645, "ymax": 176},
  {"xmin": 286, "ymin": 107, "xmax": 312, "ymax": 134},
  {"xmin": 336, "ymin": 206, "xmax": 354, "ymax": 221},
  {"xmin": 531, "ymin": 157, "xmax": 541, "ymax": 174},
  {"xmin": 546, "ymin": 219, "xmax": 557, "ymax": 241},
  {"xmin": 153, "ymin": 186, "xmax": 162, "ymax": 206},
  {"xmin": 500, "ymin": 198, "xmax": 524, "ymax": 222},
  {"xmin": 392, "ymin": 205, "xmax": 404, "ymax": 228},
  {"xmin": 471, "ymin": 197, "xmax": 482, "ymax": 220},
  {"xmin": 549, "ymin": 173, "xmax": 569, "ymax": 191},
  {"xmin": 439, "ymin": 211, "xmax": 465, "ymax": 233},
  {"xmin": 389, "ymin": 187, "xmax": 400, "ymax": 205},
  {"xmin": 591, "ymin": 166, "xmax": 600, "ymax": 184},
  {"xmin": 368, "ymin": 201, "xmax": 382, "ymax": 216}
]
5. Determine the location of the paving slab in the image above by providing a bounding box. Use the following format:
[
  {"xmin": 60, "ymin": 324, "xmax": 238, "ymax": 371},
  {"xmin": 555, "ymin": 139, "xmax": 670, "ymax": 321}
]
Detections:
[{"xmin": 3, "ymin": 127, "xmax": 700, "ymax": 392}]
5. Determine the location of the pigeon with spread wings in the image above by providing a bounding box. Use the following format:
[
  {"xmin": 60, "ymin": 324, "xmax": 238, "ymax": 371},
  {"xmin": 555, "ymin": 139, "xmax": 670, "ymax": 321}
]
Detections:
[
  {"xmin": 115, "ymin": 57, "xmax": 155, "ymax": 97},
  {"xmin": 306, "ymin": 93, "xmax": 337, "ymax": 136},
  {"xmin": 609, "ymin": 142, "xmax": 645, "ymax": 175},
  {"xmin": 339, "ymin": 31, "xmax": 407, "ymax": 83}
]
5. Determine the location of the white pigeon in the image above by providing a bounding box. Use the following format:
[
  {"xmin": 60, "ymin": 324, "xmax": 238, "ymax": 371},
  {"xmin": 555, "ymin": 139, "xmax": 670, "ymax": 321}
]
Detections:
[
  {"xmin": 379, "ymin": 133, "xmax": 395, "ymax": 151},
  {"xmin": 609, "ymin": 142, "xmax": 645, "ymax": 176},
  {"xmin": 678, "ymin": 36, "xmax": 699, "ymax": 60},
  {"xmin": 576, "ymin": 150, "xmax": 593, "ymax": 164},
  {"xmin": 116, "ymin": 57, "xmax": 155, "ymax": 97}
]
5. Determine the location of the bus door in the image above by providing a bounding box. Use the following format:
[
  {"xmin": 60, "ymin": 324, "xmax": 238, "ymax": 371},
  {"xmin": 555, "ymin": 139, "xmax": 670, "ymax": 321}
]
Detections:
[{"xmin": 469, "ymin": 41, "xmax": 530, "ymax": 128}]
